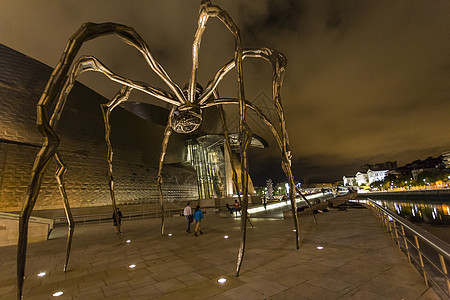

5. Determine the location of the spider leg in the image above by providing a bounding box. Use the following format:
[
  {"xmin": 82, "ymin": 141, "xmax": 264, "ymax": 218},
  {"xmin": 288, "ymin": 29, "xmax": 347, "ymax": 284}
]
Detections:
[
  {"xmin": 199, "ymin": 48, "xmax": 282, "ymax": 105},
  {"xmin": 216, "ymin": 92, "xmax": 253, "ymax": 229},
  {"xmin": 295, "ymin": 186, "xmax": 317, "ymax": 224},
  {"xmin": 53, "ymin": 152, "xmax": 75, "ymax": 272},
  {"xmin": 101, "ymin": 86, "xmax": 133, "ymax": 238},
  {"xmin": 201, "ymin": 47, "xmax": 307, "ymax": 247},
  {"xmin": 41, "ymin": 22, "xmax": 185, "ymax": 114},
  {"xmin": 202, "ymin": 98, "xmax": 318, "ymax": 245},
  {"xmin": 189, "ymin": 1, "xmax": 245, "ymax": 106},
  {"xmin": 157, "ymin": 110, "xmax": 174, "ymax": 235},
  {"xmin": 17, "ymin": 112, "xmax": 59, "ymax": 300},
  {"xmin": 19, "ymin": 22, "xmax": 184, "ymax": 298},
  {"xmin": 50, "ymin": 56, "xmax": 179, "ymax": 130},
  {"xmin": 236, "ymin": 120, "xmax": 252, "ymax": 276}
]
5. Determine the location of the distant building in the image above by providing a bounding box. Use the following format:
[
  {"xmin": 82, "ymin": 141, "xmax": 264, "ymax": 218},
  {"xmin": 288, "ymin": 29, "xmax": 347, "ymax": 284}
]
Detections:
[
  {"xmin": 343, "ymin": 176, "xmax": 356, "ymax": 186},
  {"xmin": 367, "ymin": 169, "xmax": 389, "ymax": 184},
  {"xmin": 355, "ymin": 172, "xmax": 369, "ymax": 186}
]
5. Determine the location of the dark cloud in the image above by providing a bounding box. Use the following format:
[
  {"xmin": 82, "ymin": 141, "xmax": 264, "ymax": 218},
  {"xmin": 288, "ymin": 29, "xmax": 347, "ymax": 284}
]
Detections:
[{"xmin": 1, "ymin": 0, "xmax": 449, "ymax": 186}]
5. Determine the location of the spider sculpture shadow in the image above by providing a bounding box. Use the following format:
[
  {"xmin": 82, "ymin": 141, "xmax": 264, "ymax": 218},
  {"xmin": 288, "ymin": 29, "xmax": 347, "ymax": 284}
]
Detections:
[{"xmin": 17, "ymin": 1, "xmax": 316, "ymax": 298}]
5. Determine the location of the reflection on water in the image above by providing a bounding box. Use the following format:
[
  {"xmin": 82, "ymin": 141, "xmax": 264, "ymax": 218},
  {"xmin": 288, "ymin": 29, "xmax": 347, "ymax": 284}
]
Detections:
[{"xmin": 373, "ymin": 199, "xmax": 450, "ymax": 226}]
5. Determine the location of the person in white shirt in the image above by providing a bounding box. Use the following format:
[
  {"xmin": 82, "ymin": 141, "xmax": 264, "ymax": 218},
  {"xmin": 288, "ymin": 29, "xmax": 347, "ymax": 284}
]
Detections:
[{"xmin": 183, "ymin": 202, "xmax": 193, "ymax": 233}]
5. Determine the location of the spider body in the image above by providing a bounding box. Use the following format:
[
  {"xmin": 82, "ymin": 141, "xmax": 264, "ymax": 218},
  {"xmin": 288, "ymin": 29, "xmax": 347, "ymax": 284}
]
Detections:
[
  {"xmin": 16, "ymin": 1, "xmax": 316, "ymax": 299},
  {"xmin": 171, "ymin": 83, "xmax": 204, "ymax": 133},
  {"xmin": 170, "ymin": 107, "xmax": 202, "ymax": 133}
]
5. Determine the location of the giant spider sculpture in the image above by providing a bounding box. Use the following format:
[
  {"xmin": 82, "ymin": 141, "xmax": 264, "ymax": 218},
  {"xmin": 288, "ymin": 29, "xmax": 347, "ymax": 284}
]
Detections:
[{"xmin": 17, "ymin": 1, "xmax": 316, "ymax": 298}]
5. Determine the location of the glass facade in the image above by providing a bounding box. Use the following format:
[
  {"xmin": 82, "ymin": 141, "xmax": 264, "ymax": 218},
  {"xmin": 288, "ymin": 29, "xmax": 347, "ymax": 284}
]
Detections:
[{"xmin": 187, "ymin": 138, "xmax": 226, "ymax": 199}]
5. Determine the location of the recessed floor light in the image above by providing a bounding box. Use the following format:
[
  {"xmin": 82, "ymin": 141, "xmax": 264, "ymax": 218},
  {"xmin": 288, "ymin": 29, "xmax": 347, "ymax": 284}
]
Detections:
[
  {"xmin": 37, "ymin": 272, "xmax": 46, "ymax": 277},
  {"xmin": 168, "ymin": 233, "xmax": 173, "ymax": 236},
  {"xmin": 53, "ymin": 291, "xmax": 63, "ymax": 297},
  {"xmin": 126, "ymin": 240, "xmax": 131, "ymax": 243},
  {"xmin": 317, "ymin": 246, "xmax": 324, "ymax": 250},
  {"xmin": 218, "ymin": 278, "xmax": 227, "ymax": 283},
  {"xmin": 293, "ymin": 229, "xmax": 296, "ymax": 232},
  {"xmin": 224, "ymin": 235, "xmax": 229, "ymax": 239},
  {"xmin": 129, "ymin": 264, "xmax": 136, "ymax": 268}
]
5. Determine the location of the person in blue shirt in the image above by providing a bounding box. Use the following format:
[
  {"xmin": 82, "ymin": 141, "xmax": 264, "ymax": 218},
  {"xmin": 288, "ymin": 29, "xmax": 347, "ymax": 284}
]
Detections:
[{"xmin": 193, "ymin": 205, "xmax": 204, "ymax": 236}]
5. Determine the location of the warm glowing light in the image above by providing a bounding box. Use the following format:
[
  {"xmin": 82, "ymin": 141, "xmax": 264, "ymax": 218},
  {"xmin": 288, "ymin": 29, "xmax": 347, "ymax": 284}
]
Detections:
[
  {"xmin": 53, "ymin": 291, "xmax": 63, "ymax": 297},
  {"xmin": 218, "ymin": 278, "xmax": 227, "ymax": 283},
  {"xmin": 37, "ymin": 272, "xmax": 46, "ymax": 277},
  {"xmin": 248, "ymin": 193, "xmax": 324, "ymax": 214},
  {"xmin": 128, "ymin": 264, "xmax": 136, "ymax": 268},
  {"xmin": 224, "ymin": 235, "xmax": 229, "ymax": 239},
  {"xmin": 317, "ymin": 246, "xmax": 324, "ymax": 250}
]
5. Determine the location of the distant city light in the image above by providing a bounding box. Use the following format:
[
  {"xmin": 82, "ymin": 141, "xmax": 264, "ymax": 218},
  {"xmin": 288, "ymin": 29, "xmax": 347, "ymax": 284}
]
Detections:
[{"xmin": 53, "ymin": 291, "xmax": 63, "ymax": 297}]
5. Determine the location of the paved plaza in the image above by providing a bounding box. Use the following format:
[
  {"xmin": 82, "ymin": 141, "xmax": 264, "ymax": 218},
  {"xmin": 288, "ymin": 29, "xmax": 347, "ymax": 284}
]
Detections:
[{"xmin": 0, "ymin": 204, "xmax": 441, "ymax": 299}]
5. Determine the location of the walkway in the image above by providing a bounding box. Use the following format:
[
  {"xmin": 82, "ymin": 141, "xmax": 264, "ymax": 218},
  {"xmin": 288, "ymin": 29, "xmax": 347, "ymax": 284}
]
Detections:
[{"xmin": 0, "ymin": 204, "xmax": 440, "ymax": 299}]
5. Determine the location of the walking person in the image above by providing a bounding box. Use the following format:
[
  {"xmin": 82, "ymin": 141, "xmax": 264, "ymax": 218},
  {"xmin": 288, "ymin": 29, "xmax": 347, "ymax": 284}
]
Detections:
[
  {"xmin": 226, "ymin": 203, "xmax": 234, "ymax": 215},
  {"xmin": 113, "ymin": 207, "xmax": 123, "ymax": 236},
  {"xmin": 234, "ymin": 200, "xmax": 241, "ymax": 216},
  {"xmin": 193, "ymin": 205, "xmax": 203, "ymax": 236},
  {"xmin": 183, "ymin": 202, "xmax": 193, "ymax": 233}
]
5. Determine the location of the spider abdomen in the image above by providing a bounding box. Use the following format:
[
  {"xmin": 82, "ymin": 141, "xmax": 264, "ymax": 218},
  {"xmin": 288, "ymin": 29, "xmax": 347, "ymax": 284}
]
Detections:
[{"xmin": 170, "ymin": 108, "xmax": 202, "ymax": 134}]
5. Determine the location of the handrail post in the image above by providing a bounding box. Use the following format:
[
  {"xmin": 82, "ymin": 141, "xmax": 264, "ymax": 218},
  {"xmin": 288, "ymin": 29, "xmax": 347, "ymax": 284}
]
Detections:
[
  {"xmin": 384, "ymin": 212, "xmax": 389, "ymax": 231},
  {"xmin": 401, "ymin": 225, "xmax": 411, "ymax": 263},
  {"xmin": 415, "ymin": 235, "xmax": 428, "ymax": 286},
  {"xmin": 439, "ymin": 253, "xmax": 450, "ymax": 296},
  {"xmin": 388, "ymin": 217, "xmax": 394, "ymax": 239},
  {"xmin": 392, "ymin": 220, "xmax": 400, "ymax": 250},
  {"xmin": 380, "ymin": 210, "xmax": 386, "ymax": 228}
]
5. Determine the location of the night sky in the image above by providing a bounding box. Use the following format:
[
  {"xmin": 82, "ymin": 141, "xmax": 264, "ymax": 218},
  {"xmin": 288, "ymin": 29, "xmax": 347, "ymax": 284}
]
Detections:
[{"xmin": 1, "ymin": 0, "xmax": 449, "ymax": 185}]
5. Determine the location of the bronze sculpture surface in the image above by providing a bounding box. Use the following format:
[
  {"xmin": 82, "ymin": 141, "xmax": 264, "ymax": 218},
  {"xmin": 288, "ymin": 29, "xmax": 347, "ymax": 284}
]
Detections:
[{"xmin": 17, "ymin": 1, "xmax": 315, "ymax": 298}]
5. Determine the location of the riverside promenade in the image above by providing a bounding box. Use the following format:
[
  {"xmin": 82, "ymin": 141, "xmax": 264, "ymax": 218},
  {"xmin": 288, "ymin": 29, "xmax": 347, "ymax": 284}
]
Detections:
[{"xmin": 0, "ymin": 202, "xmax": 440, "ymax": 299}]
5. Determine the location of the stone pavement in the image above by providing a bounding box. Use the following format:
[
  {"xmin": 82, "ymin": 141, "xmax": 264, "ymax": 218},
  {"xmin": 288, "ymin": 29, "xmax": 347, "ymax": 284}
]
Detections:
[{"xmin": 0, "ymin": 205, "xmax": 441, "ymax": 299}]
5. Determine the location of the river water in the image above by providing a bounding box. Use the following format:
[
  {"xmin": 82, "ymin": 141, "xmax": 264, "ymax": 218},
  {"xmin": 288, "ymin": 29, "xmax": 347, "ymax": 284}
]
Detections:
[{"xmin": 367, "ymin": 198, "xmax": 450, "ymax": 243}]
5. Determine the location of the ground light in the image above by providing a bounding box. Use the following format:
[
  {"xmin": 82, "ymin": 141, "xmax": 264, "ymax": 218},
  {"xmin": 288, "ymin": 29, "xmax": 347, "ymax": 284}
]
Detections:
[
  {"xmin": 224, "ymin": 235, "xmax": 229, "ymax": 239},
  {"xmin": 52, "ymin": 291, "xmax": 63, "ymax": 297},
  {"xmin": 128, "ymin": 264, "xmax": 136, "ymax": 269},
  {"xmin": 168, "ymin": 233, "xmax": 173, "ymax": 236},
  {"xmin": 126, "ymin": 240, "xmax": 131, "ymax": 243},
  {"xmin": 317, "ymin": 246, "xmax": 324, "ymax": 250},
  {"xmin": 217, "ymin": 278, "xmax": 227, "ymax": 284},
  {"xmin": 37, "ymin": 272, "xmax": 46, "ymax": 277}
]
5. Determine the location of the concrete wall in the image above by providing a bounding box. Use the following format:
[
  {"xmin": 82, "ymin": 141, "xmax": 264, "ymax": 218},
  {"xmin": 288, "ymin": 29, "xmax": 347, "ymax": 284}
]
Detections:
[{"xmin": 0, "ymin": 44, "xmax": 198, "ymax": 212}]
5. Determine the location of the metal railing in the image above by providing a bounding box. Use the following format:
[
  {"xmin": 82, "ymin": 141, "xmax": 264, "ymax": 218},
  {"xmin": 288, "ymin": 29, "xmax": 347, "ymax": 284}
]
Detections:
[
  {"xmin": 363, "ymin": 199, "xmax": 450, "ymax": 299},
  {"xmin": 53, "ymin": 208, "xmax": 185, "ymax": 225}
]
